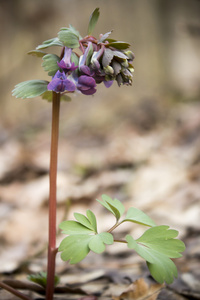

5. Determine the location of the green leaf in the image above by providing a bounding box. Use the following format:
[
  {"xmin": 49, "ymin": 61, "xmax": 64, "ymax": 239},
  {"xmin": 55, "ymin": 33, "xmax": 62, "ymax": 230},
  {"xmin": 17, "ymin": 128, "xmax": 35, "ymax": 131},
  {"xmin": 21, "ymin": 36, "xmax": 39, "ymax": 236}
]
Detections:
[
  {"xmin": 126, "ymin": 235, "xmax": 178, "ymax": 284},
  {"xmin": 12, "ymin": 80, "xmax": 48, "ymax": 99},
  {"xmin": 58, "ymin": 29, "xmax": 80, "ymax": 48},
  {"xmin": 36, "ymin": 37, "xmax": 63, "ymax": 50},
  {"xmin": 98, "ymin": 31, "xmax": 112, "ymax": 44},
  {"xmin": 99, "ymin": 232, "xmax": 114, "ymax": 245},
  {"xmin": 61, "ymin": 94, "xmax": 72, "ymax": 102},
  {"xmin": 137, "ymin": 225, "xmax": 185, "ymax": 258},
  {"xmin": 41, "ymin": 91, "xmax": 71, "ymax": 102},
  {"xmin": 27, "ymin": 272, "xmax": 59, "ymax": 288},
  {"xmin": 59, "ymin": 234, "xmax": 92, "ymax": 264},
  {"xmin": 147, "ymin": 256, "xmax": 178, "ymax": 284},
  {"xmin": 59, "ymin": 231, "xmax": 113, "ymax": 263},
  {"xmin": 97, "ymin": 194, "xmax": 125, "ymax": 221},
  {"xmin": 61, "ymin": 25, "xmax": 82, "ymax": 39},
  {"xmin": 88, "ymin": 8, "xmax": 100, "ymax": 35},
  {"xmin": 126, "ymin": 234, "xmax": 155, "ymax": 263},
  {"xmin": 126, "ymin": 227, "xmax": 185, "ymax": 284},
  {"xmin": 42, "ymin": 54, "xmax": 60, "ymax": 76},
  {"xmin": 89, "ymin": 232, "xmax": 114, "ymax": 254},
  {"xmin": 41, "ymin": 91, "xmax": 52, "ymax": 102},
  {"xmin": 106, "ymin": 41, "xmax": 130, "ymax": 50},
  {"xmin": 89, "ymin": 235, "xmax": 106, "ymax": 254},
  {"xmin": 74, "ymin": 211, "xmax": 97, "ymax": 232},
  {"xmin": 106, "ymin": 38, "xmax": 117, "ymax": 43},
  {"xmin": 59, "ymin": 220, "xmax": 94, "ymax": 235},
  {"xmin": 27, "ymin": 50, "xmax": 46, "ymax": 57},
  {"xmin": 123, "ymin": 207, "xmax": 156, "ymax": 227},
  {"xmin": 86, "ymin": 210, "xmax": 97, "ymax": 233}
]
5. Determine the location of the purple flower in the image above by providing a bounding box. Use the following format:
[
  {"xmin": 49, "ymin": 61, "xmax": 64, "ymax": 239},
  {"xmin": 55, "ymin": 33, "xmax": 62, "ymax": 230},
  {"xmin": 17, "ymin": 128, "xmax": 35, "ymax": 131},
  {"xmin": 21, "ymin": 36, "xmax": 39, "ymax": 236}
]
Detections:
[
  {"xmin": 47, "ymin": 70, "xmax": 76, "ymax": 93},
  {"xmin": 80, "ymin": 65, "xmax": 95, "ymax": 77},
  {"xmin": 79, "ymin": 42, "xmax": 93, "ymax": 73},
  {"xmin": 57, "ymin": 47, "xmax": 78, "ymax": 73},
  {"xmin": 104, "ymin": 80, "xmax": 113, "ymax": 88},
  {"xmin": 77, "ymin": 75, "xmax": 96, "ymax": 95}
]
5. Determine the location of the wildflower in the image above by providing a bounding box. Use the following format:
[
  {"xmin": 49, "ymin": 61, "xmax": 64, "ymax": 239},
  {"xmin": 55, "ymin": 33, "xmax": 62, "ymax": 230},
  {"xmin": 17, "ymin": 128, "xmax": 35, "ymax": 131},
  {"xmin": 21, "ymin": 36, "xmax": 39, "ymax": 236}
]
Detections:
[
  {"xmin": 57, "ymin": 47, "xmax": 78, "ymax": 73},
  {"xmin": 47, "ymin": 70, "xmax": 76, "ymax": 93},
  {"xmin": 79, "ymin": 42, "xmax": 93, "ymax": 74},
  {"xmin": 77, "ymin": 75, "xmax": 96, "ymax": 95}
]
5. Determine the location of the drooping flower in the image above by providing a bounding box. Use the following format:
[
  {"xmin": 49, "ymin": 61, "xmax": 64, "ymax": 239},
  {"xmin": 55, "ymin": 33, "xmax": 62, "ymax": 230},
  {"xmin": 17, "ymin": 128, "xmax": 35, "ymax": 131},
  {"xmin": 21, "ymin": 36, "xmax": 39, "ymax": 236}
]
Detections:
[
  {"xmin": 79, "ymin": 42, "xmax": 93, "ymax": 74},
  {"xmin": 77, "ymin": 75, "xmax": 96, "ymax": 95},
  {"xmin": 104, "ymin": 80, "xmax": 113, "ymax": 88},
  {"xmin": 57, "ymin": 47, "xmax": 78, "ymax": 73},
  {"xmin": 47, "ymin": 70, "xmax": 76, "ymax": 93}
]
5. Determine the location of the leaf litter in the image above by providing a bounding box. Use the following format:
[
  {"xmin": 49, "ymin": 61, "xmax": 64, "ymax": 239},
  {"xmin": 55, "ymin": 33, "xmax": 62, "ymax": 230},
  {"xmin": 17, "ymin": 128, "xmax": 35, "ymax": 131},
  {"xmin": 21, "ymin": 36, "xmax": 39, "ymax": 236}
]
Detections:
[{"xmin": 0, "ymin": 98, "xmax": 200, "ymax": 299}]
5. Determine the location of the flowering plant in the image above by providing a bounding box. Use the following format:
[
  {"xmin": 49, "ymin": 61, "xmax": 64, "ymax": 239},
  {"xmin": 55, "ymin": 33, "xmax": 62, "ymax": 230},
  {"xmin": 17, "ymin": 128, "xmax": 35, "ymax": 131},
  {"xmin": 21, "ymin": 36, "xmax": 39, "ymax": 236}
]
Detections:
[
  {"xmin": 13, "ymin": 8, "xmax": 134, "ymax": 100},
  {"xmin": 0, "ymin": 8, "xmax": 185, "ymax": 300}
]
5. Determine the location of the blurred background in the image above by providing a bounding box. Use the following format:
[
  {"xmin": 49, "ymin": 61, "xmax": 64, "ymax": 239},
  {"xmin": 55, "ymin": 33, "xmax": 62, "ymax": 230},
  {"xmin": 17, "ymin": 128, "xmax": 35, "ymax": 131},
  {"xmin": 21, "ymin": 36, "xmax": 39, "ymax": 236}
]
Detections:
[
  {"xmin": 0, "ymin": 0, "xmax": 200, "ymax": 297},
  {"xmin": 0, "ymin": 0, "xmax": 200, "ymax": 128}
]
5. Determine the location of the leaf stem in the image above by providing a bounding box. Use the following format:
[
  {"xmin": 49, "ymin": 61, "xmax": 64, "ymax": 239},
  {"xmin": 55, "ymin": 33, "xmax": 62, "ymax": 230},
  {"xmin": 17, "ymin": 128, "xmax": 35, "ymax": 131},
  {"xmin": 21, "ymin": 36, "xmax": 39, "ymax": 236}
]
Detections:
[
  {"xmin": 107, "ymin": 221, "xmax": 121, "ymax": 233},
  {"xmin": 0, "ymin": 281, "xmax": 32, "ymax": 300},
  {"xmin": 46, "ymin": 91, "xmax": 60, "ymax": 300},
  {"xmin": 114, "ymin": 239, "xmax": 127, "ymax": 244}
]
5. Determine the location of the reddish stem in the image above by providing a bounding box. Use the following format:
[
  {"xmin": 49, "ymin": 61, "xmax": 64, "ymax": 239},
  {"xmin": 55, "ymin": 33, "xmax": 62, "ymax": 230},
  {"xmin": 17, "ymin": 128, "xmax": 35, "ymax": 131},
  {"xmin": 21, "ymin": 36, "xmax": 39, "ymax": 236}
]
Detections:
[
  {"xmin": 46, "ymin": 91, "xmax": 60, "ymax": 300},
  {"xmin": 0, "ymin": 281, "xmax": 32, "ymax": 300}
]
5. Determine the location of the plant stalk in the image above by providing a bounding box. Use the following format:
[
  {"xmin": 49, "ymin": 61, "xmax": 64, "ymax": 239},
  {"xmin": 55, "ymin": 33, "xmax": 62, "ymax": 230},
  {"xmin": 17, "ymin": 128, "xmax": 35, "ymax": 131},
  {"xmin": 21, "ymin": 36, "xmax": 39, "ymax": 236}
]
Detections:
[
  {"xmin": 107, "ymin": 221, "xmax": 120, "ymax": 233},
  {"xmin": 0, "ymin": 281, "xmax": 32, "ymax": 300},
  {"xmin": 46, "ymin": 91, "xmax": 60, "ymax": 300}
]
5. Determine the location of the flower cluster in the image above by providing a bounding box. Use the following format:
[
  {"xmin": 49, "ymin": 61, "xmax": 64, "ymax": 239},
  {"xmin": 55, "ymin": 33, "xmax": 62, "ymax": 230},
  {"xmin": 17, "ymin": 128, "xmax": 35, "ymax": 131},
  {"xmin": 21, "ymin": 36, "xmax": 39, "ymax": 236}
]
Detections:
[
  {"xmin": 12, "ymin": 8, "xmax": 134, "ymax": 101},
  {"xmin": 47, "ymin": 32, "xmax": 134, "ymax": 96}
]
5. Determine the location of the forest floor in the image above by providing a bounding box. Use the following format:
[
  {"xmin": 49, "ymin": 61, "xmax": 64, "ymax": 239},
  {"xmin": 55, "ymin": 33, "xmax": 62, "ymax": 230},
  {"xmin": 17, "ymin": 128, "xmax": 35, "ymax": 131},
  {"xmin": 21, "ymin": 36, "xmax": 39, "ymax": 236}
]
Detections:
[{"xmin": 0, "ymin": 96, "xmax": 200, "ymax": 299}]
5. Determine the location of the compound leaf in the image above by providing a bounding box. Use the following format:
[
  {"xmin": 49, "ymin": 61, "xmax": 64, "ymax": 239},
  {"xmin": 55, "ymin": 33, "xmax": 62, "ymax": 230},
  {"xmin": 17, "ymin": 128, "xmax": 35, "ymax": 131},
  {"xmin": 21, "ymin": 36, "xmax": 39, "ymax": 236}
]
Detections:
[
  {"xmin": 61, "ymin": 25, "xmax": 82, "ymax": 39},
  {"xmin": 12, "ymin": 80, "xmax": 48, "ymax": 99},
  {"xmin": 88, "ymin": 8, "xmax": 100, "ymax": 35},
  {"xmin": 89, "ymin": 234, "xmax": 106, "ymax": 254},
  {"xmin": 137, "ymin": 225, "xmax": 185, "ymax": 258},
  {"xmin": 42, "ymin": 91, "xmax": 52, "ymax": 102},
  {"xmin": 74, "ymin": 211, "xmax": 97, "ymax": 232},
  {"xmin": 58, "ymin": 29, "xmax": 80, "ymax": 48},
  {"xmin": 97, "ymin": 194, "xmax": 125, "ymax": 221},
  {"xmin": 99, "ymin": 232, "xmax": 114, "ymax": 245},
  {"xmin": 60, "ymin": 94, "xmax": 72, "ymax": 102},
  {"xmin": 123, "ymin": 207, "xmax": 156, "ymax": 227},
  {"xmin": 126, "ymin": 226, "xmax": 185, "ymax": 284},
  {"xmin": 86, "ymin": 210, "xmax": 97, "ymax": 233},
  {"xmin": 42, "ymin": 54, "xmax": 60, "ymax": 76},
  {"xmin": 59, "ymin": 220, "xmax": 94, "ymax": 235},
  {"xmin": 89, "ymin": 232, "xmax": 114, "ymax": 254},
  {"xmin": 36, "ymin": 37, "xmax": 63, "ymax": 50},
  {"xmin": 126, "ymin": 234, "xmax": 177, "ymax": 284},
  {"xmin": 42, "ymin": 91, "xmax": 71, "ymax": 102},
  {"xmin": 27, "ymin": 50, "xmax": 46, "ymax": 57},
  {"xmin": 126, "ymin": 234, "xmax": 155, "ymax": 263},
  {"xmin": 106, "ymin": 41, "xmax": 130, "ymax": 50},
  {"xmin": 59, "ymin": 234, "xmax": 92, "ymax": 264},
  {"xmin": 147, "ymin": 256, "xmax": 178, "ymax": 285}
]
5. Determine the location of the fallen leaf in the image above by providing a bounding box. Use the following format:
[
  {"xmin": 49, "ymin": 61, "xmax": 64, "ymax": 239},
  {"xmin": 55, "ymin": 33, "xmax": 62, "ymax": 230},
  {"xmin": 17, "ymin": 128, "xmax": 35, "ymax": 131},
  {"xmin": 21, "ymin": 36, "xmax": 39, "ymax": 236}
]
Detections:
[{"xmin": 112, "ymin": 278, "xmax": 163, "ymax": 300}]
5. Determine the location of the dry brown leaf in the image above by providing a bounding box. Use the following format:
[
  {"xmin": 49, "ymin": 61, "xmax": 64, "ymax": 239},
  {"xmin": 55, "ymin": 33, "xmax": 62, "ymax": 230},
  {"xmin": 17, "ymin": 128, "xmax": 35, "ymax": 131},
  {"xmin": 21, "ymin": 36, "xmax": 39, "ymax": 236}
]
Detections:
[{"xmin": 112, "ymin": 278, "xmax": 163, "ymax": 300}]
